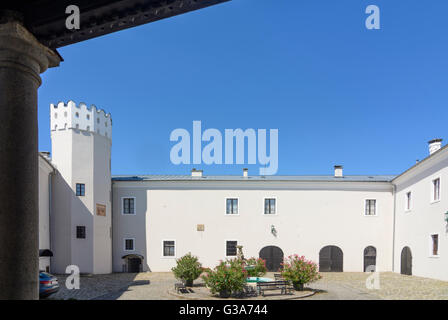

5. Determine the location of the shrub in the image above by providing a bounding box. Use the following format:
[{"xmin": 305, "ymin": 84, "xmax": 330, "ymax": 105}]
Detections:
[
  {"xmin": 244, "ymin": 257, "xmax": 267, "ymax": 277},
  {"xmin": 281, "ymin": 254, "xmax": 321, "ymax": 290},
  {"xmin": 171, "ymin": 253, "xmax": 203, "ymax": 287},
  {"xmin": 201, "ymin": 260, "xmax": 247, "ymax": 297}
]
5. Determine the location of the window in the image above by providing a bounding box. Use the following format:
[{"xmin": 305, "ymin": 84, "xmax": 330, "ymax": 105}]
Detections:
[
  {"xmin": 76, "ymin": 183, "xmax": 85, "ymax": 196},
  {"xmin": 226, "ymin": 241, "xmax": 238, "ymax": 256},
  {"xmin": 122, "ymin": 198, "xmax": 135, "ymax": 215},
  {"xmin": 226, "ymin": 198, "xmax": 238, "ymax": 215},
  {"xmin": 264, "ymin": 198, "xmax": 276, "ymax": 214},
  {"xmin": 365, "ymin": 199, "xmax": 376, "ymax": 216},
  {"xmin": 432, "ymin": 178, "xmax": 440, "ymax": 202},
  {"xmin": 124, "ymin": 238, "xmax": 134, "ymax": 251},
  {"xmin": 431, "ymin": 235, "xmax": 439, "ymax": 256},
  {"xmin": 163, "ymin": 241, "xmax": 175, "ymax": 257},
  {"xmin": 76, "ymin": 226, "xmax": 86, "ymax": 239},
  {"xmin": 406, "ymin": 192, "xmax": 412, "ymax": 211}
]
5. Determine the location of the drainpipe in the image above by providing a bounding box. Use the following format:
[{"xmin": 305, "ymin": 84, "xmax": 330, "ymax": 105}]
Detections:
[{"xmin": 391, "ymin": 184, "xmax": 397, "ymax": 272}]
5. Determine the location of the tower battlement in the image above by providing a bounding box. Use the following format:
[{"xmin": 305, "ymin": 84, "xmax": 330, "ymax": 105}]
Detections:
[{"xmin": 50, "ymin": 100, "xmax": 112, "ymax": 139}]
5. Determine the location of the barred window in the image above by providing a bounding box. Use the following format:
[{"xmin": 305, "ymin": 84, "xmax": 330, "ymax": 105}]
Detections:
[
  {"xmin": 365, "ymin": 199, "xmax": 376, "ymax": 216},
  {"xmin": 123, "ymin": 198, "xmax": 135, "ymax": 215},
  {"xmin": 226, "ymin": 199, "xmax": 238, "ymax": 215},
  {"xmin": 76, "ymin": 183, "xmax": 85, "ymax": 196},
  {"xmin": 76, "ymin": 226, "xmax": 86, "ymax": 239},
  {"xmin": 124, "ymin": 238, "xmax": 134, "ymax": 251},
  {"xmin": 226, "ymin": 241, "xmax": 238, "ymax": 256},
  {"xmin": 264, "ymin": 198, "xmax": 276, "ymax": 214},
  {"xmin": 163, "ymin": 241, "xmax": 175, "ymax": 257}
]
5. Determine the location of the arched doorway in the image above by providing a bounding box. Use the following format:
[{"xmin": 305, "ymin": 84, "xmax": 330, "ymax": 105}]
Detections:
[
  {"xmin": 259, "ymin": 246, "xmax": 284, "ymax": 272},
  {"xmin": 122, "ymin": 254, "xmax": 144, "ymax": 273},
  {"xmin": 400, "ymin": 247, "xmax": 412, "ymax": 275},
  {"xmin": 363, "ymin": 246, "xmax": 377, "ymax": 272},
  {"xmin": 319, "ymin": 246, "xmax": 343, "ymax": 272}
]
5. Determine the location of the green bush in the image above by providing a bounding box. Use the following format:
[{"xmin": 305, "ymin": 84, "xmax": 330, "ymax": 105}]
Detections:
[
  {"xmin": 202, "ymin": 260, "xmax": 247, "ymax": 297},
  {"xmin": 244, "ymin": 257, "xmax": 267, "ymax": 277},
  {"xmin": 281, "ymin": 254, "xmax": 321, "ymax": 290},
  {"xmin": 171, "ymin": 253, "xmax": 203, "ymax": 287}
]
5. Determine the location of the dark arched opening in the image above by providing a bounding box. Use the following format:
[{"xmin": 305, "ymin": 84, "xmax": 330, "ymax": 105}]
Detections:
[
  {"xmin": 319, "ymin": 245, "xmax": 343, "ymax": 272},
  {"xmin": 259, "ymin": 246, "xmax": 284, "ymax": 272},
  {"xmin": 400, "ymin": 246, "xmax": 412, "ymax": 275},
  {"xmin": 122, "ymin": 254, "xmax": 144, "ymax": 273},
  {"xmin": 363, "ymin": 246, "xmax": 377, "ymax": 272}
]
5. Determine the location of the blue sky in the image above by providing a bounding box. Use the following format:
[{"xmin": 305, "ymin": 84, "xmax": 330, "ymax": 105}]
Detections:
[{"xmin": 38, "ymin": 0, "xmax": 448, "ymax": 176}]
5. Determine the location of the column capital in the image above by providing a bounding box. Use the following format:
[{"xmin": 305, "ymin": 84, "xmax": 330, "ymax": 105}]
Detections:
[{"xmin": 0, "ymin": 20, "xmax": 61, "ymax": 85}]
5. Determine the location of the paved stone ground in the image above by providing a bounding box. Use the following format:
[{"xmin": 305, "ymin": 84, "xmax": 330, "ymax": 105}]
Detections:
[
  {"xmin": 307, "ymin": 272, "xmax": 448, "ymax": 300},
  {"xmin": 46, "ymin": 272, "xmax": 448, "ymax": 300}
]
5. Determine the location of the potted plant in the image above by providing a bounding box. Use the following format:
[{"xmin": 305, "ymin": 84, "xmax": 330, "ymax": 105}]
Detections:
[
  {"xmin": 171, "ymin": 253, "xmax": 203, "ymax": 287},
  {"xmin": 281, "ymin": 254, "xmax": 321, "ymax": 291},
  {"xmin": 202, "ymin": 260, "xmax": 247, "ymax": 298}
]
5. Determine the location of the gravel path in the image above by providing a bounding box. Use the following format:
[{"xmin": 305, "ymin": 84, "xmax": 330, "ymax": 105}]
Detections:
[{"xmin": 46, "ymin": 272, "xmax": 448, "ymax": 300}]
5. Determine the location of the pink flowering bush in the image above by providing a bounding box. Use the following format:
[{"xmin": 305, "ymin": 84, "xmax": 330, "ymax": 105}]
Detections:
[
  {"xmin": 281, "ymin": 254, "xmax": 321, "ymax": 291},
  {"xmin": 244, "ymin": 257, "xmax": 267, "ymax": 277},
  {"xmin": 201, "ymin": 259, "xmax": 247, "ymax": 297}
]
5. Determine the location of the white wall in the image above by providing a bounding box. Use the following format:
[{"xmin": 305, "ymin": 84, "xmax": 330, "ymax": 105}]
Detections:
[
  {"xmin": 394, "ymin": 149, "xmax": 448, "ymax": 281},
  {"xmin": 38, "ymin": 155, "xmax": 53, "ymax": 272},
  {"xmin": 50, "ymin": 101, "xmax": 112, "ymax": 274},
  {"xmin": 113, "ymin": 180, "xmax": 394, "ymax": 272}
]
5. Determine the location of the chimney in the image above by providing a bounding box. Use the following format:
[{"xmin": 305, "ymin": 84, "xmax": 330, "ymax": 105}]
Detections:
[
  {"xmin": 334, "ymin": 165, "xmax": 343, "ymax": 178},
  {"xmin": 243, "ymin": 168, "xmax": 248, "ymax": 178},
  {"xmin": 191, "ymin": 168, "xmax": 203, "ymax": 177},
  {"xmin": 428, "ymin": 139, "xmax": 443, "ymax": 155}
]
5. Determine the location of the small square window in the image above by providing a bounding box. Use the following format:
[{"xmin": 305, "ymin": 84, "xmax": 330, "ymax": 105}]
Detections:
[
  {"xmin": 264, "ymin": 198, "xmax": 276, "ymax": 214},
  {"xmin": 226, "ymin": 241, "xmax": 238, "ymax": 256},
  {"xmin": 76, "ymin": 183, "xmax": 85, "ymax": 196},
  {"xmin": 123, "ymin": 198, "xmax": 135, "ymax": 214},
  {"xmin": 365, "ymin": 199, "xmax": 376, "ymax": 216},
  {"xmin": 163, "ymin": 241, "xmax": 175, "ymax": 257},
  {"xmin": 226, "ymin": 199, "xmax": 238, "ymax": 215},
  {"xmin": 431, "ymin": 234, "xmax": 439, "ymax": 256},
  {"xmin": 76, "ymin": 226, "xmax": 86, "ymax": 239},
  {"xmin": 124, "ymin": 238, "xmax": 134, "ymax": 251}
]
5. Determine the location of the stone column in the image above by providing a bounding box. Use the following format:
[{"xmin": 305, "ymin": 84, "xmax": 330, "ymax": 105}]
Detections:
[{"xmin": 0, "ymin": 15, "xmax": 61, "ymax": 299}]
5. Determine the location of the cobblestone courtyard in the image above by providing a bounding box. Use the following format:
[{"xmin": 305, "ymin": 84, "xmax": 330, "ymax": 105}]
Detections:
[{"xmin": 48, "ymin": 272, "xmax": 448, "ymax": 300}]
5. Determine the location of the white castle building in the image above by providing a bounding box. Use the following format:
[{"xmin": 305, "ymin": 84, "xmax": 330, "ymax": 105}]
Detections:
[{"xmin": 38, "ymin": 101, "xmax": 448, "ymax": 281}]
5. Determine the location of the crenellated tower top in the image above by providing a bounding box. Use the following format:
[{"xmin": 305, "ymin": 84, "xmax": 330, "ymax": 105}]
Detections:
[{"xmin": 50, "ymin": 100, "xmax": 112, "ymax": 139}]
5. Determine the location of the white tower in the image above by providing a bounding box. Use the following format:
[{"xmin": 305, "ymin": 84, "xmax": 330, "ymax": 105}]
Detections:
[{"xmin": 50, "ymin": 100, "xmax": 112, "ymax": 274}]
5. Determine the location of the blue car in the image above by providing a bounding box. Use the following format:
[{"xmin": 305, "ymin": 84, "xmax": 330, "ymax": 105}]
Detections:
[{"xmin": 39, "ymin": 272, "xmax": 59, "ymax": 298}]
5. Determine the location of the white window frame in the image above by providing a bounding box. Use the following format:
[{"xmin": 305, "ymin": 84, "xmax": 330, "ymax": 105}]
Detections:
[
  {"xmin": 429, "ymin": 234, "xmax": 440, "ymax": 258},
  {"xmin": 162, "ymin": 239, "xmax": 176, "ymax": 258},
  {"xmin": 430, "ymin": 177, "xmax": 441, "ymax": 204},
  {"xmin": 405, "ymin": 191, "xmax": 412, "ymax": 212},
  {"xmin": 225, "ymin": 197, "xmax": 239, "ymax": 216},
  {"xmin": 121, "ymin": 196, "xmax": 136, "ymax": 215},
  {"xmin": 124, "ymin": 238, "xmax": 135, "ymax": 252},
  {"xmin": 364, "ymin": 199, "xmax": 378, "ymax": 217},
  {"xmin": 225, "ymin": 239, "xmax": 238, "ymax": 258},
  {"xmin": 263, "ymin": 197, "xmax": 278, "ymax": 215}
]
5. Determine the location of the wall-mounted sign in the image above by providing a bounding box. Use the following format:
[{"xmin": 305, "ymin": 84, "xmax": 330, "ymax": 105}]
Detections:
[
  {"xmin": 96, "ymin": 204, "xmax": 106, "ymax": 216},
  {"xmin": 197, "ymin": 224, "xmax": 205, "ymax": 231}
]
